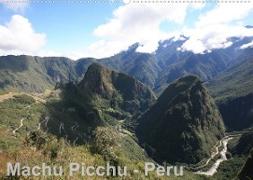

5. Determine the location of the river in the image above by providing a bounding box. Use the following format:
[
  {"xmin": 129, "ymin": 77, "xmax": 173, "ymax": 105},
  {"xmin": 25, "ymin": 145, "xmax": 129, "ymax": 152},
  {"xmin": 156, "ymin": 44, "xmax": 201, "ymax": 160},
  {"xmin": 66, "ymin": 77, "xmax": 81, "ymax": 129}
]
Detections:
[{"xmin": 194, "ymin": 136, "xmax": 234, "ymax": 176}]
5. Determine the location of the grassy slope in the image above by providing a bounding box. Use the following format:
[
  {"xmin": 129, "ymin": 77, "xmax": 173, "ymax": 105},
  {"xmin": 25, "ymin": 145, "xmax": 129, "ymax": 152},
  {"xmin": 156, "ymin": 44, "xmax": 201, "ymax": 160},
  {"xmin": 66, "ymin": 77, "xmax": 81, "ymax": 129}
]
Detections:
[{"xmin": 0, "ymin": 93, "xmax": 206, "ymax": 179}]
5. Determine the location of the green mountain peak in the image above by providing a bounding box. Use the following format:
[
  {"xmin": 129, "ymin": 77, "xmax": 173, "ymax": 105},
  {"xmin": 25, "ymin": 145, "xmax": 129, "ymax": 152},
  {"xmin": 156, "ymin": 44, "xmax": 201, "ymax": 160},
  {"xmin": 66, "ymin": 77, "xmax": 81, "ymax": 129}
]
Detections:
[{"xmin": 136, "ymin": 75, "xmax": 225, "ymax": 164}]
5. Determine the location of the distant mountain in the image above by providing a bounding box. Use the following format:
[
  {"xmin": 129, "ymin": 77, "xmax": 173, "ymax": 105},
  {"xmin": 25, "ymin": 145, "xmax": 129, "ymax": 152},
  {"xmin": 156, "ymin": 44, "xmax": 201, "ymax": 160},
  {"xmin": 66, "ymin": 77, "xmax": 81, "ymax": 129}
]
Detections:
[
  {"xmin": 1, "ymin": 36, "xmax": 253, "ymax": 96},
  {"xmin": 0, "ymin": 45, "xmax": 161, "ymax": 93},
  {"xmin": 154, "ymin": 50, "xmax": 232, "ymax": 93},
  {"xmin": 155, "ymin": 36, "xmax": 189, "ymax": 68},
  {"xmin": 208, "ymin": 49, "xmax": 253, "ymax": 131},
  {"xmin": 154, "ymin": 36, "xmax": 253, "ymax": 94},
  {"xmin": 136, "ymin": 76, "xmax": 225, "ymax": 164},
  {"xmin": 208, "ymin": 48, "xmax": 253, "ymax": 102},
  {"xmin": 0, "ymin": 55, "xmax": 95, "ymax": 92},
  {"xmin": 100, "ymin": 43, "xmax": 161, "ymax": 89},
  {"xmin": 98, "ymin": 36, "xmax": 253, "ymax": 95}
]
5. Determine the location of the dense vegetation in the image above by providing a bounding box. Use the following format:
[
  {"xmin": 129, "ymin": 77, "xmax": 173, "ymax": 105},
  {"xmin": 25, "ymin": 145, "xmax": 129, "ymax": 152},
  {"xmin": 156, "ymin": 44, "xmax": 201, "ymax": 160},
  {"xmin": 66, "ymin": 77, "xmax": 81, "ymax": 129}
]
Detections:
[
  {"xmin": 136, "ymin": 76, "xmax": 225, "ymax": 164},
  {"xmin": 1, "ymin": 37, "xmax": 253, "ymax": 95},
  {"xmin": 0, "ymin": 75, "xmax": 203, "ymax": 180},
  {"xmin": 1, "ymin": 37, "xmax": 253, "ymax": 179},
  {"xmin": 0, "ymin": 55, "xmax": 94, "ymax": 92},
  {"xmin": 208, "ymin": 54, "xmax": 253, "ymax": 131}
]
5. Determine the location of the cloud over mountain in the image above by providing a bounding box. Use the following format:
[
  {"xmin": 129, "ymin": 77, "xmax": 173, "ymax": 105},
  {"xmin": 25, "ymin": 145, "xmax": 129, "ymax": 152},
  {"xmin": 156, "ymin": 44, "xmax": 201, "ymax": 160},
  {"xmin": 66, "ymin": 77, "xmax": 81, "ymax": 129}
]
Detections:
[
  {"xmin": 85, "ymin": 2, "xmax": 253, "ymax": 58},
  {"xmin": 179, "ymin": 2, "xmax": 253, "ymax": 53},
  {"xmin": 88, "ymin": 3, "xmax": 201, "ymax": 58}
]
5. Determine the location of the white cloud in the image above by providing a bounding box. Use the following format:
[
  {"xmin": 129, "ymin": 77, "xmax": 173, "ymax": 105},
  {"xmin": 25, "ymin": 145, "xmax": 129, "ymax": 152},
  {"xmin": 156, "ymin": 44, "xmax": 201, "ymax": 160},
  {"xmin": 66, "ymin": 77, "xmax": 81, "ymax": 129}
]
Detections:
[
  {"xmin": 2, "ymin": 2, "xmax": 253, "ymax": 59},
  {"xmin": 240, "ymin": 41, "xmax": 253, "ymax": 49},
  {"xmin": 180, "ymin": 25, "xmax": 253, "ymax": 53},
  {"xmin": 86, "ymin": 2, "xmax": 253, "ymax": 58},
  {"xmin": 179, "ymin": 2, "xmax": 253, "ymax": 54},
  {"xmin": 196, "ymin": 3, "xmax": 253, "ymax": 27},
  {"xmin": 0, "ymin": 0, "xmax": 29, "ymax": 12},
  {"xmin": 87, "ymin": 3, "xmax": 202, "ymax": 58},
  {"xmin": 0, "ymin": 15, "xmax": 46, "ymax": 55}
]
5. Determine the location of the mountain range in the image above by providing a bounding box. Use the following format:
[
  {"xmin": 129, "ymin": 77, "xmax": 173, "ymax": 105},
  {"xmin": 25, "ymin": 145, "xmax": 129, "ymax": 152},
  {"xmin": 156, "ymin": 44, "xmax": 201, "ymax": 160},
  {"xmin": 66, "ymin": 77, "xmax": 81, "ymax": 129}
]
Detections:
[
  {"xmin": 1, "ymin": 33, "xmax": 253, "ymax": 179},
  {"xmin": 1, "ymin": 34, "xmax": 253, "ymax": 133},
  {"xmin": 1, "ymin": 35, "xmax": 253, "ymax": 94}
]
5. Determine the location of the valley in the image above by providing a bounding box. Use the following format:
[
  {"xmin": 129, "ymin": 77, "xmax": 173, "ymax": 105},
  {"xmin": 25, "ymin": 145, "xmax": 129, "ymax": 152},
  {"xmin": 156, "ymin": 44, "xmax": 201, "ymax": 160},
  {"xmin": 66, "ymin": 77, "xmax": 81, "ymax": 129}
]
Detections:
[
  {"xmin": 194, "ymin": 135, "xmax": 237, "ymax": 176},
  {"xmin": 0, "ymin": 37, "xmax": 253, "ymax": 179},
  {"xmin": 0, "ymin": 89, "xmax": 250, "ymax": 179},
  {"xmin": 1, "ymin": 0, "xmax": 253, "ymax": 178},
  {"xmin": 0, "ymin": 91, "xmax": 251, "ymax": 179}
]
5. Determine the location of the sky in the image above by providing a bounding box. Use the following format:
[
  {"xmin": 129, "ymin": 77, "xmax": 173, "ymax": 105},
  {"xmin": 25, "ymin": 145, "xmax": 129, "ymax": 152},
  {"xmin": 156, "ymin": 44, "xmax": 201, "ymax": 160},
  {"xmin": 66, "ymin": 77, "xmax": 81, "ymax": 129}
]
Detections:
[{"xmin": 0, "ymin": 0, "xmax": 253, "ymax": 59}]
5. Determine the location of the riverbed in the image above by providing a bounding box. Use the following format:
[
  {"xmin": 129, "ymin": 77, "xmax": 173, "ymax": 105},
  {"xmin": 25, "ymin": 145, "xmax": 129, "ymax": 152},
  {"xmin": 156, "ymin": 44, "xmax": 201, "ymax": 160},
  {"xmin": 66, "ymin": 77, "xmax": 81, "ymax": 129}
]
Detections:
[{"xmin": 194, "ymin": 136, "xmax": 234, "ymax": 176}]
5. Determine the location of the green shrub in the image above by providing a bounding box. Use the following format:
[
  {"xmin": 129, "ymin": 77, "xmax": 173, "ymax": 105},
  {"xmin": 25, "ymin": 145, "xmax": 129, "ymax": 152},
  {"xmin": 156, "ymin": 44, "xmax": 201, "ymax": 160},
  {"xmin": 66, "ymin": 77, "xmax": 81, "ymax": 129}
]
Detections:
[
  {"xmin": 13, "ymin": 94, "xmax": 35, "ymax": 104},
  {"xmin": 92, "ymin": 127, "xmax": 119, "ymax": 163}
]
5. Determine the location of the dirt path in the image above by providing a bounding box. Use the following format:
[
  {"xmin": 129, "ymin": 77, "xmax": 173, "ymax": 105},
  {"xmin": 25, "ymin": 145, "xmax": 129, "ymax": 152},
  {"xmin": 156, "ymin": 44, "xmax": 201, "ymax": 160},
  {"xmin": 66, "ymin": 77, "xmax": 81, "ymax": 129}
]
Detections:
[
  {"xmin": 0, "ymin": 92, "xmax": 46, "ymax": 104},
  {"xmin": 12, "ymin": 118, "xmax": 25, "ymax": 135},
  {"xmin": 0, "ymin": 92, "xmax": 17, "ymax": 102},
  {"xmin": 28, "ymin": 94, "xmax": 46, "ymax": 104}
]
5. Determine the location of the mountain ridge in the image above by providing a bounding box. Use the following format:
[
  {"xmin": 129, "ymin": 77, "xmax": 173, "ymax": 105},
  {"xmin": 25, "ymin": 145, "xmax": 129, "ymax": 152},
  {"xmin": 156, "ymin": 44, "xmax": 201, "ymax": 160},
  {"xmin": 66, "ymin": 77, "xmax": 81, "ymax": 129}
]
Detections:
[{"xmin": 1, "ymin": 36, "xmax": 253, "ymax": 94}]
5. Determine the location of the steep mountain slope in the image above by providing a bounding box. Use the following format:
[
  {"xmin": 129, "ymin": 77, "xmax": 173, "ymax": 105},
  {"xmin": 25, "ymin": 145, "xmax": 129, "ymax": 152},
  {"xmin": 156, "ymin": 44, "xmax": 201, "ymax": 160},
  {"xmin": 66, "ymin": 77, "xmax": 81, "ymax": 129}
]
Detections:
[
  {"xmin": 100, "ymin": 43, "xmax": 161, "ymax": 89},
  {"xmin": 208, "ymin": 48, "xmax": 253, "ymax": 102},
  {"xmin": 155, "ymin": 36, "xmax": 189, "ymax": 68},
  {"xmin": 233, "ymin": 132, "xmax": 253, "ymax": 180},
  {"xmin": 46, "ymin": 63, "xmax": 156, "ymax": 142},
  {"xmin": 154, "ymin": 51, "xmax": 231, "ymax": 93},
  {"xmin": 41, "ymin": 63, "xmax": 157, "ymax": 170},
  {"xmin": 208, "ymin": 50, "xmax": 253, "ymax": 130},
  {"xmin": 232, "ymin": 132, "xmax": 253, "ymax": 156},
  {"xmin": 99, "ymin": 38, "xmax": 248, "ymax": 94},
  {"xmin": 218, "ymin": 93, "xmax": 253, "ymax": 131},
  {"xmin": 154, "ymin": 36, "xmax": 253, "ymax": 94},
  {"xmin": 0, "ymin": 55, "xmax": 94, "ymax": 92},
  {"xmin": 238, "ymin": 149, "xmax": 253, "ymax": 180},
  {"xmin": 1, "ymin": 37, "xmax": 253, "ymax": 95},
  {"xmin": 78, "ymin": 63, "xmax": 156, "ymax": 116},
  {"xmin": 136, "ymin": 76, "xmax": 225, "ymax": 164},
  {"xmin": 0, "ymin": 51, "xmax": 159, "ymax": 94}
]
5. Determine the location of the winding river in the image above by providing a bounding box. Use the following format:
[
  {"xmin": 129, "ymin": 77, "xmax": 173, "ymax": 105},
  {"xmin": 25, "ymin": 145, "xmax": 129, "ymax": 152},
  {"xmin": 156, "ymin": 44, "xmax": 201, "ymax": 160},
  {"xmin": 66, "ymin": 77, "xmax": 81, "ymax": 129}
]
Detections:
[{"xmin": 194, "ymin": 136, "xmax": 234, "ymax": 176}]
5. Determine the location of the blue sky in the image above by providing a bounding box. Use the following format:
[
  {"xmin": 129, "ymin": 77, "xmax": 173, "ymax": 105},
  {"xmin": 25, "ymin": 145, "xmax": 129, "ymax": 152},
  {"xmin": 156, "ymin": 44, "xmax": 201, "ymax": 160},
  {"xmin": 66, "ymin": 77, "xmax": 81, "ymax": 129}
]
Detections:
[
  {"xmin": 0, "ymin": 1, "xmax": 123, "ymax": 54},
  {"xmin": 26, "ymin": 2, "xmax": 123, "ymax": 52},
  {"xmin": 0, "ymin": 0, "xmax": 253, "ymax": 59}
]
